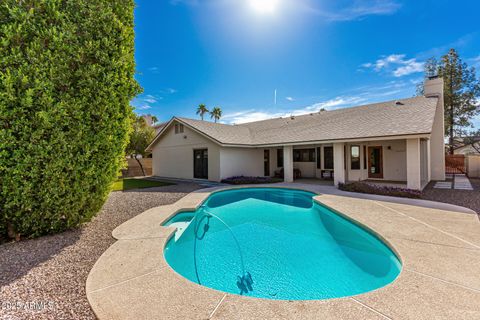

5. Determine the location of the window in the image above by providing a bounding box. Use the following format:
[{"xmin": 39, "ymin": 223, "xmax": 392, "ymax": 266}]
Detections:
[
  {"xmin": 323, "ymin": 146, "xmax": 333, "ymax": 169},
  {"xmin": 316, "ymin": 147, "xmax": 321, "ymax": 169},
  {"xmin": 174, "ymin": 123, "xmax": 184, "ymax": 134},
  {"xmin": 277, "ymin": 149, "xmax": 283, "ymax": 167},
  {"xmin": 351, "ymin": 145, "xmax": 360, "ymax": 170},
  {"xmin": 293, "ymin": 148, "xmax": 315, "ymax": 162}
]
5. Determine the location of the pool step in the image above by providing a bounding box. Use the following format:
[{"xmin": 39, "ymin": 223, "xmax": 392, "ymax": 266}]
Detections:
[{"xmin": 168, "ymin": 221, "xmax": 191, "ymax": 241}]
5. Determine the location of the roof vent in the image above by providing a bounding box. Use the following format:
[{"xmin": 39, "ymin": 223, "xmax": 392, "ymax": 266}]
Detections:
[{"xmin": 395, "ymin": 101, "xmax": 404, "ymax": 105}]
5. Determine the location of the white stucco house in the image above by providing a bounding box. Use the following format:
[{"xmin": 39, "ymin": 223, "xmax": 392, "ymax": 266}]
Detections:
[
  {"xmin": 146, "ymin": 77, "xmax": 446, "ymax": 190},
  {"xmin": 453, "ymin": 138, "xmax": 480, "ymax": 155}
]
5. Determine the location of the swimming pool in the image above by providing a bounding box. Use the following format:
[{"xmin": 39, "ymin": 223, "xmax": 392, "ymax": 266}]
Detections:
[{"xmin": 164, "ymin": 188, "xmax": 401, "ymax": 300}]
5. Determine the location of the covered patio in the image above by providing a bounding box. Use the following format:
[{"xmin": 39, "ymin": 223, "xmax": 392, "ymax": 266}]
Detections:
[{"xmin": 267, "ymin": 136, "xmax": 439, "ymax": 191}]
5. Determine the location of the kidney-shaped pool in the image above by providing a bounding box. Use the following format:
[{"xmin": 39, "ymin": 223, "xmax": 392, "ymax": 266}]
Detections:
[{"xmin": 164, "ymin": 188, "xmax": 401, "ymax": 300}]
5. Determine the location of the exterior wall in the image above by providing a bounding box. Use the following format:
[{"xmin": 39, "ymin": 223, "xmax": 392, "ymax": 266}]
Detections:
[
  {"xmin": 219, "ymin": 147, "xmax": 264, "ymax": 179},
  {"xmin": 268, "ymin": 148, "xmax": 279, "ymax": 177},
  {"xmin": 151, "ymin": 123, "xmax": 220, "ymax": 181},
  {"xmin": 295, "ymin": 162, "xmax": 316, "ymax": 178},
  {"xmin": 345, "ymin": 140, "xmax": 407, "ymax": 182},
  {"xmin": 466, "ymin": 155, "xmax": 480, "ymax": 178}
]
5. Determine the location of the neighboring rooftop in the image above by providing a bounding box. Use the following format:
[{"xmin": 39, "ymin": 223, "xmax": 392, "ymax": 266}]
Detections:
[
  {"xmin": 149, "ymin": 96, "xmax": 439, "ymax": 148},
  {"xmin": 453, "ymin": 136, "xmax": 480, "ymax": 150},
  {"xmin": 153, "ymin": 122, "xmax": 168, "ymax": 133}
]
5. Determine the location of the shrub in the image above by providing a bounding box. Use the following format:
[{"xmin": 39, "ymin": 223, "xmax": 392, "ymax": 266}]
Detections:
[
  {"xmin": 0, "ymin": 0, "xmax": 141, "ymax": 239},
  {"xmin": 338, "ymin": 182, "xmax": 422, "ymax": 199},
  {"xmin": 221, "ymin": 176, "xmax": 283, "ymax": 185}
]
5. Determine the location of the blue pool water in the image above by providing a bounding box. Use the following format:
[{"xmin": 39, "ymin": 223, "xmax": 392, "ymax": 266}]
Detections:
[{"xmin": 164, "ymin": 188, "xmax": 401, "ymax": 300}]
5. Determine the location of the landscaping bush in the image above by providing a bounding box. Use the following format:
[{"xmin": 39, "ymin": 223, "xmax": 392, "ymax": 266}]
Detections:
[
  {"xmin": 338, "ymin": 182, "xmax": 422, "ymax": 199},
  {"xmin": 0, "ymin": 0, "xmax": 141, "ymax": 239},
  {"xmin": 221, "ymin": 176, "xmax": 283, "ymax": 185}
]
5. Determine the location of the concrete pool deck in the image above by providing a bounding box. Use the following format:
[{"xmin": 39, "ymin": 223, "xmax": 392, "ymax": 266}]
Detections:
[{"xmin": 86, "ymin": 184, "xmax": 480, "ymax": 320}]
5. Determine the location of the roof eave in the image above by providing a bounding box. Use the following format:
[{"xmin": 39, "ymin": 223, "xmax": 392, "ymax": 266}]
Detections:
[{"xmin": 218, "ymin": 132, "xmax": 432, "ymax": 148}]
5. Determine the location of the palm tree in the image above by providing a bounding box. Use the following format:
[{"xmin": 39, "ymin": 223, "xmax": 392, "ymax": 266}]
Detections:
[
  {"xmin": 210, "ymin": 107, "xmax": 222, "ymax": 123},
  {"xmin": 196, "ymin": 104, "xmax": 209, "ymax": 120}
]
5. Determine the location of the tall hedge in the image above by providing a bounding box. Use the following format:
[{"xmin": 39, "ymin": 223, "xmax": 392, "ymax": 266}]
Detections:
[{"xmin": 0, "ymin": 0, "xmax": 141, "ymax": 239}]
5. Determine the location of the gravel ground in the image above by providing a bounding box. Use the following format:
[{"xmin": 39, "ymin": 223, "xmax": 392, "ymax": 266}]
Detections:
[
  {"xmin": 0, "ymin": 182, "xmax": 201, "ymax": 320},
  {"xmin": 422, "ymin": 177, "xmax": 480, "ymax": 215}
]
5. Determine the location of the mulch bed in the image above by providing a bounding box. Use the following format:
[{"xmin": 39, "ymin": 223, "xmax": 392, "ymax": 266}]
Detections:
[
  {"xmin": 0, "ymin": 183, "xmax": 201, "ymax": 320},
  {"xmin": 422, "ymin": 178, "xmax": 480, "ymax": 215}
]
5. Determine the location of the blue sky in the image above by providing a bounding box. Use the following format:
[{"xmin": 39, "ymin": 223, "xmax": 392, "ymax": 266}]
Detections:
[{"xmin": 132, "ymin": 0, "xmax": 480, "ymax": 128}]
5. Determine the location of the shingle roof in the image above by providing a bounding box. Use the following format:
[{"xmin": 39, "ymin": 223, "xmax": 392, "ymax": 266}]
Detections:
[
  {"xmin": 178, "ymin": 118, "xmax": 254, "ymax": 145},
  {"xmin": 153, "ymin": 122, "xmax": 168, "ymax": 134},
  {"xmin": 149, "ymin": 96, "xmax": 439, "ymax": 149}
]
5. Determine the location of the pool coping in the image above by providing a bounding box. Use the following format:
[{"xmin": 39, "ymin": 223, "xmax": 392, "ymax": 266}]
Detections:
[{"xmin": 86, "ymin": 184, "xmax": 480, "ymax": 320}]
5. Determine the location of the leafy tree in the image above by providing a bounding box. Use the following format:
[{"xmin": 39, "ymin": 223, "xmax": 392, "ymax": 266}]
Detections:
[
  {"xmin": 418, "ymin": 49, "xmax": 480, "ymax": 154},
  {"xmin": 126, "ymin": 116, "xmax": 156, "ymax": 176},
  {"xmin": 196, "ymin": 104, "xmax": 209, "ymax": 120},
  {"xmin": 151, "ymin": 115, "xmax": 158, "ymax": 124},
  {"xmin": 210, "ymin": 107, "xmax": 222, "ymax": 123},
  {"xmin": 441, "ymin": 49, "xmax": 480, "ymax": 154},
  {"xmin": 416, "ymin": 57, "xmax": 438, "ymax": 95},
  {"xmin": 0, "ymin": 0, "xmax": 140, "ymax": 239}
]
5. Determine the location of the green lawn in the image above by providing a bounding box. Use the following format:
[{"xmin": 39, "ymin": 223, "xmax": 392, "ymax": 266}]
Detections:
[{"xmin": 112, "ymin": 178, "xmax": 174, "ymax": 191}]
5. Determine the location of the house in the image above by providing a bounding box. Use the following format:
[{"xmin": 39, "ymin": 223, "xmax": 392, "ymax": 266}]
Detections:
[
  {"xmin": 146, "ymin": 77, "xmax": 445, "ymax": 190},
  {"xmin": 453, "ymin": 136, "xmax": 480, "ymax": 155},
  {"xmin": 140, "ymin": 115, "xmax": 167, "ymax": 134},
  {"xmin": 141, "ymin": 114, "xmax": 156, "ymax": 126}
]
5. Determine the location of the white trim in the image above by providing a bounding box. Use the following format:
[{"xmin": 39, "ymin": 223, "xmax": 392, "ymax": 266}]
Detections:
[{"xmin": 250, "ymin": 134, "xmax": 431, "ymax": 148}]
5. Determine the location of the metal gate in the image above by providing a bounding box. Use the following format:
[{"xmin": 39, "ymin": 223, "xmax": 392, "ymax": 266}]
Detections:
[{"xmin": 445, "ymin": 155, "xmax": 466, "ymax": 174}]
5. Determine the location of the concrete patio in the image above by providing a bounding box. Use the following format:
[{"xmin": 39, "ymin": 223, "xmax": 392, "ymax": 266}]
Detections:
[{"xmin": 86, "ymin": 184, "xmax": 480, "ymax": 320}]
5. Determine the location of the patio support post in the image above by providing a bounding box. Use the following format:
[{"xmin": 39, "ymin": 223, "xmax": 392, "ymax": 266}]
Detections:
[
  {"xmin": 333, "ymin": 143, "xmax": 345, "ymax": 187},
  {"xmin": 407, "ymin": 138, "xmax": 422, "ymax": 190},
  {"xmin": 283, "ymin": 145, "xmax": 294, "ymax": 182}
]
